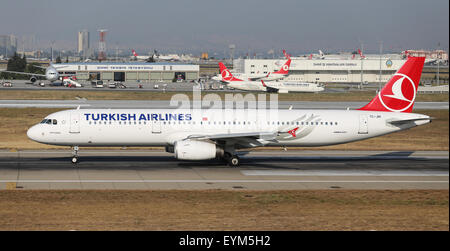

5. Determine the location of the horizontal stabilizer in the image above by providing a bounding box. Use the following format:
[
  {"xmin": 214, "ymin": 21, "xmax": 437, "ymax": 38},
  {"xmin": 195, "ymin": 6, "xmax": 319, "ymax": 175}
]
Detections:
[{"xmin": 387, "ymin": 117, "xmax": 432, "ymax": 126}]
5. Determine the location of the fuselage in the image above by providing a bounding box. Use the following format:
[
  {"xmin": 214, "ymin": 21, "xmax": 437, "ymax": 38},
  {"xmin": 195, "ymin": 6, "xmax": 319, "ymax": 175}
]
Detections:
[
  {"xmin": 212, "ymin": 72, "xmax": 285, "ymax": 82},
  {"xmin": 45, "ymin": 66, "xmax": 59, "ymax": 82},
  {"xmin": 27, "ymin": 108, "xmax": 430, "ymax": 148},
  {"xmin": 227, "ymin": 81, "xmax": 324, "ymax": 93}
]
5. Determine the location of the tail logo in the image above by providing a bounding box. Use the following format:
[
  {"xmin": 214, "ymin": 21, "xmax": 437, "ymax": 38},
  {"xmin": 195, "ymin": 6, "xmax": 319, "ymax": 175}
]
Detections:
[
  {"xmin": 282, "ymin": 64, "xmax": 289, "ymax": 71},
  {"xmin": 221, "ymin": 70, "xmax": 231, "ymax": 80},
  {"xmin": 379, "ymin": 73, "xmax": 416, "ymax": 112}
]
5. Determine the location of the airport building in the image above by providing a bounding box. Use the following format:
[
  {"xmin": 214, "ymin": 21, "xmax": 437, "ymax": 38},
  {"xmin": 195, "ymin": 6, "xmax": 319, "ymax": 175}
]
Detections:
[
  {"xmin": 233, "ymin": 56, "xmax": 407, "ymax": 84},
  {"xmin": 53, "ymin": 62, "xmax": 200, "ymax": 82}
]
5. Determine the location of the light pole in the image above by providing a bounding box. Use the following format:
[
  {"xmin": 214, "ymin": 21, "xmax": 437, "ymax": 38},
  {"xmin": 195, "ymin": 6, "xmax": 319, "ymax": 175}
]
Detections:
[
  {"xmin": 437, "ymin": 42, "xmax": 440, "ymax": 86},
  {"xmin": 379, "ymin": 41, "xmax": 383, "ymax": 92},
  {"xmin": 360, "ymin": 42, "xmax": 364, "ymax": 89}
]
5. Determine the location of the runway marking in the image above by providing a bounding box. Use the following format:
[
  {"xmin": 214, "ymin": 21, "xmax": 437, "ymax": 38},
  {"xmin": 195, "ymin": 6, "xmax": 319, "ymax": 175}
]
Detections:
[
  {"xmin": 0, "ymin": 180, "xmax": 448, "ymax": 183},
  {"xmin": 241, "ymin": 170, "xmax": 449, "ymax": 177},
  {"xmin": 0, "ymin": 104, "xmax": 91, "ymax": 107}
]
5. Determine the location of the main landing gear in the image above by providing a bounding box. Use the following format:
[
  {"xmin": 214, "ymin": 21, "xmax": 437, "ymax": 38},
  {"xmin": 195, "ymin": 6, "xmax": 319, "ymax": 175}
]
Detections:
[
  {"xmin": 71, "ymin": 146, "xmax": 79, "ymax": 164},
  {"xmin": 223, "ymin": 152, "xmax": 240, "ymax": 167}
]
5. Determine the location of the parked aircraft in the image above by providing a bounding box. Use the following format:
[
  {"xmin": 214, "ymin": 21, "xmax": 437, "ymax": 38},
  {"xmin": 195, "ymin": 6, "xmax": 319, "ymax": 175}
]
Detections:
[
  {"xmin": 218, "ymin": 62, "xmax": 323, "ymax": 93},
  {"xmin": 212, "ymin": 50, "xmax": 292, "ymax": 82},
  {"xmin": 0, "ymin": 63, "xmax": 68, "ymax": 83}
]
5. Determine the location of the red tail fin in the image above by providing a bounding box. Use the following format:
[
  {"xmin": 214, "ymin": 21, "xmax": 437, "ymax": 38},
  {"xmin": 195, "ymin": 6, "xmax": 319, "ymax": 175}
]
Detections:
[
  {"xmin": 218, "ymin": 62, "xmax": 242, "ymax": 82},
  {"xmin": 219, "ymin": 62, "xmax": 243, "ymax": 82},
  {"xmin": 273, "ymin": 58, "xmax": 291, "ymax": 75},
  {"xmin": 132, "ymin": 50, "xmax": 138, "ymax": 57},
  {"xmin": 358, "ymin": 57, "xmax": 425, "ymax": 113}
]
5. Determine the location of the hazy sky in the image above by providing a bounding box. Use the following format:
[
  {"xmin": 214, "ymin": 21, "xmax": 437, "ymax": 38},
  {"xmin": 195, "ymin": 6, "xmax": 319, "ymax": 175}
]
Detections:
[{"xmin": 0, "ymin": 0, "xmax": 448, "ymax": 55}]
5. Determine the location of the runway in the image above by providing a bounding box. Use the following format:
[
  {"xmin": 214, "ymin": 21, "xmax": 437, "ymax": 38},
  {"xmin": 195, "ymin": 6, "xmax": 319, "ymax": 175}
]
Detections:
[
  {"xmin": 0, "ymin": 99, "xmax": 448, "ymax": 109},
  {"xmin": 0, "ymin": 150, "xmax": 447, "ymax": 190}
]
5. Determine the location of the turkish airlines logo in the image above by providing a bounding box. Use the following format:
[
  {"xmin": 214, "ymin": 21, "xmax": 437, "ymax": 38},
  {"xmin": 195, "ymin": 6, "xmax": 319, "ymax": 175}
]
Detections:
[
  {"xmin": 287, "ymin": 127, "xmax": 299, "ymax": 137},
  {"xmin": 282, "ymin": 64, "xmax": 289, "ymax": 71},
  {"xmin": 221, "ymin": 70, "xmax": 231, "ymax": 80},
  {"xmin": 378, "ymin": 73, "xmax": 416, "ymax": 112}
]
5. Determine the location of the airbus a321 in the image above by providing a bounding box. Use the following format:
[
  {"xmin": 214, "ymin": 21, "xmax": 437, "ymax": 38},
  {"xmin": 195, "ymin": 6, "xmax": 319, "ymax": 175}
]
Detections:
[{"xmin": 27, "ymin": 57, "xmax": 430, "ymax": 166}]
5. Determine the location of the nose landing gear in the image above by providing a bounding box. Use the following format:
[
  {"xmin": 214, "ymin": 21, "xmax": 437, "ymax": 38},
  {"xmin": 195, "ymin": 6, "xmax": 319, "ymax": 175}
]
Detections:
[{"xmin": 71, "ymin": 146, "xmax": 79, "ymax": 164}]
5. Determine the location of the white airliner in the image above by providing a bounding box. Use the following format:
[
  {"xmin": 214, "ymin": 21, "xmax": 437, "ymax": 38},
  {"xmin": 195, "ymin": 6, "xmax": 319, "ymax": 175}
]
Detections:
[
  {"xmin": 218, "ymin": 62, "xmax": 324, "ymax": 93},
  {"xmin": 131, "ymin": 50, "xmax": 152, "ymax": 61},
  {"xmin": 0, "ymin": 63, "xmax": 68, "ymax": 83},
  {"xmin": 212, "ymin": 50, "xmax": 292, "ymax": 82},
  {"xmin": 27, "ymin": 57, "xmax": 430, "ymax": 166}
]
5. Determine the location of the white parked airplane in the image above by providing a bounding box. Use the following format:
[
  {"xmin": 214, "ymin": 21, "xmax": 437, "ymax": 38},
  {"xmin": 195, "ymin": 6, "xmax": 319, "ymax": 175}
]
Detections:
[
  {"xmin": 218, "ymin": 62, "xmax": 324, "ymax": 93},
  {"xmin": 212, "ymin": 50, "xmax": 292, "ymax": 82},
  {"xmin": 0, "ymin": 63, "xmax": 68, "ymax": 83},
  {"xmin": 27, "ymin": 57, "xmax": 430, "ymax": 166},
  {"xmin": 131, "ymin": 50, "xmax": 152, "ymax": 61}
]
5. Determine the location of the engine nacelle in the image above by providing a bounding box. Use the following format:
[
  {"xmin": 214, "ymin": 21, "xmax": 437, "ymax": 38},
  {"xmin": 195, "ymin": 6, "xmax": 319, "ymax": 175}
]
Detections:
[
  {"xmin": 174, "ymin": 140, "xmax": 223, "ymax": 160},
  {"xmin": 29, "ymin": 76, "xmax": 37, "ymax": 83}
]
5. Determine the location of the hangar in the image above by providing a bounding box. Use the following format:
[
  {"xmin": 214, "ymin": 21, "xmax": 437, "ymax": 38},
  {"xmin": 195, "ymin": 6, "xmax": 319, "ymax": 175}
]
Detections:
[
  {"xmin": 52, "ymin": 62, "xmax": 199, "ymax": 82},
  {"xmin": 233, "ymin": 56, "xmax": 407, "ymax": 84}
]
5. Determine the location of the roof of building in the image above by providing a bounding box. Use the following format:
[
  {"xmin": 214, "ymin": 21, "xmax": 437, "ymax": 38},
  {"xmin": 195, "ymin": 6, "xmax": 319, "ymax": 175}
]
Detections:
[{"xmin": 54, "ymin": 61, "xmax": 197, "ymax": 66}]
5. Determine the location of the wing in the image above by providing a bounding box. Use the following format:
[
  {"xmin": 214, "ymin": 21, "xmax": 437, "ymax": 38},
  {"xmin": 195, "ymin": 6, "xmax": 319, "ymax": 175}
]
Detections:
[
  {"xmin": 260, "ymin": 80, "xmax": 279, "ymax": 93},
  {"xmin": 0, "ymin": 70, "xmax": 46, "ymax": 77},
  {"xmin": 248, "ymin": 76, "xmax": 264, "ymax": 81},
  {"xmin": 186, "ymin": 131, "xmax": 278, "ymax": 148}
]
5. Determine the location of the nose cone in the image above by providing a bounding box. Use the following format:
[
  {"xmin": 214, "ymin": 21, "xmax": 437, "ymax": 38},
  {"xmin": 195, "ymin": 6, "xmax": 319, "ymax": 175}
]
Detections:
[{"xmin": 27, "ymin": 125, "xmax": 40, "ymax": 142}]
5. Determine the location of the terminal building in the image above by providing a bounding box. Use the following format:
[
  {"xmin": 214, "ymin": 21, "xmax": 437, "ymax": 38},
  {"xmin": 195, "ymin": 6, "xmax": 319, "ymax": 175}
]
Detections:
[
  {"xmin": 53, "ymin": 62, "xmax": 199, "ymax": 82},
  {"xmin": 233, "ymin": 55, "xmax": 407, "ymax": 84}
]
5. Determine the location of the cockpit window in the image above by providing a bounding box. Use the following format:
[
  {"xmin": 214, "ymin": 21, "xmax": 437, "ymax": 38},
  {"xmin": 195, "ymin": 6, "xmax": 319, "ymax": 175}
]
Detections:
[
  {"xmin": 52, "ymin": 119, "xmax": 57, "ymax": 125},
  {"xmin": 40, "ymin": 119, "xmax": 47, "ymax": 124},
  {"xmin": 46, "ymin": 120, "xmax": 52, "ymax": 124}
]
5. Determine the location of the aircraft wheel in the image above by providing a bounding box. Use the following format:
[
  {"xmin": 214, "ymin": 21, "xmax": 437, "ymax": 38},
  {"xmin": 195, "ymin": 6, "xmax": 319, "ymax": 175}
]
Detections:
[
  {"xmin": 71, "ymin": 157, "xmax": 78, "ymax": 164},
  {"xmin": 228, "ymin": 155, "xmax": 240, "ymax": 167}
]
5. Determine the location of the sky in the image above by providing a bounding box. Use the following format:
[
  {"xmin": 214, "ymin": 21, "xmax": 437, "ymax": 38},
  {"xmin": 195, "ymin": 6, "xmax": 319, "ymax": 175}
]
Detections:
[{"xmin": 0, "ymin": 0, "xmax": 448, "ymax": 56}]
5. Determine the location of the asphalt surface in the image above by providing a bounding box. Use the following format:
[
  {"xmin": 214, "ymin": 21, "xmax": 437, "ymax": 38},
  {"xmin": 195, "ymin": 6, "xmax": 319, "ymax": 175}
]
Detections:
[{"xmin": 0, "ymin": 150, "xmax": 447, "ymax": 190}]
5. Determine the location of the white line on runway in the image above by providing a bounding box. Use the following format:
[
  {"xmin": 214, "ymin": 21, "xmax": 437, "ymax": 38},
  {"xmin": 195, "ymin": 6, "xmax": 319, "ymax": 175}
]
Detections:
[
  {"xmin": 1, "ymin": 180, "xmax": 448, "ymax": 183},
  {"xmin": 0, "ymin": 104, "xmax": 91, "ymax": 107},
  {"xmin": 241, "ymin": 170, "xmax": 449, "ymax": 177}
]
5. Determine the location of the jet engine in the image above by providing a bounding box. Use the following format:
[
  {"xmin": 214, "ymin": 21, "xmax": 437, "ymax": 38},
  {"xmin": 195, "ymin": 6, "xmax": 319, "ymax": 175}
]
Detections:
[
  {"xmin": 29, "ymin": 76, "xmax": 37, "ymax": 83},
  {"xmin": 174, "ymin": 140, "xmax": 223, "ymax": 160}
]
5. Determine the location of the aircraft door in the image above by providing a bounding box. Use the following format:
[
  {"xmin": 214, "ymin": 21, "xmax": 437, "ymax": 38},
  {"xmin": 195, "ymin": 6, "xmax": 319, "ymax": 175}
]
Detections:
[
  {"xmin": 152, "ymin": 121, "xmax": 161, "ymax": 134},
  {"xmin": 70, "ymin": 112, "xmax": 80, "ymax": 133},
  {"xmin": 358, "ymin": 115, "xmax": 368, "ymax": 134}
]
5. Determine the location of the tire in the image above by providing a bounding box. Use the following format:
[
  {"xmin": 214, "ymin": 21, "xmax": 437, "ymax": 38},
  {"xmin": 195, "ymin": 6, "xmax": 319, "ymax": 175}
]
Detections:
[
  {"xmin": 228, "ymin": 156, "xmax": 240, "ymax": 167},
  {"xmin": 71, "ymin": 157, "xmax": 78, "ymax": 164}
]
